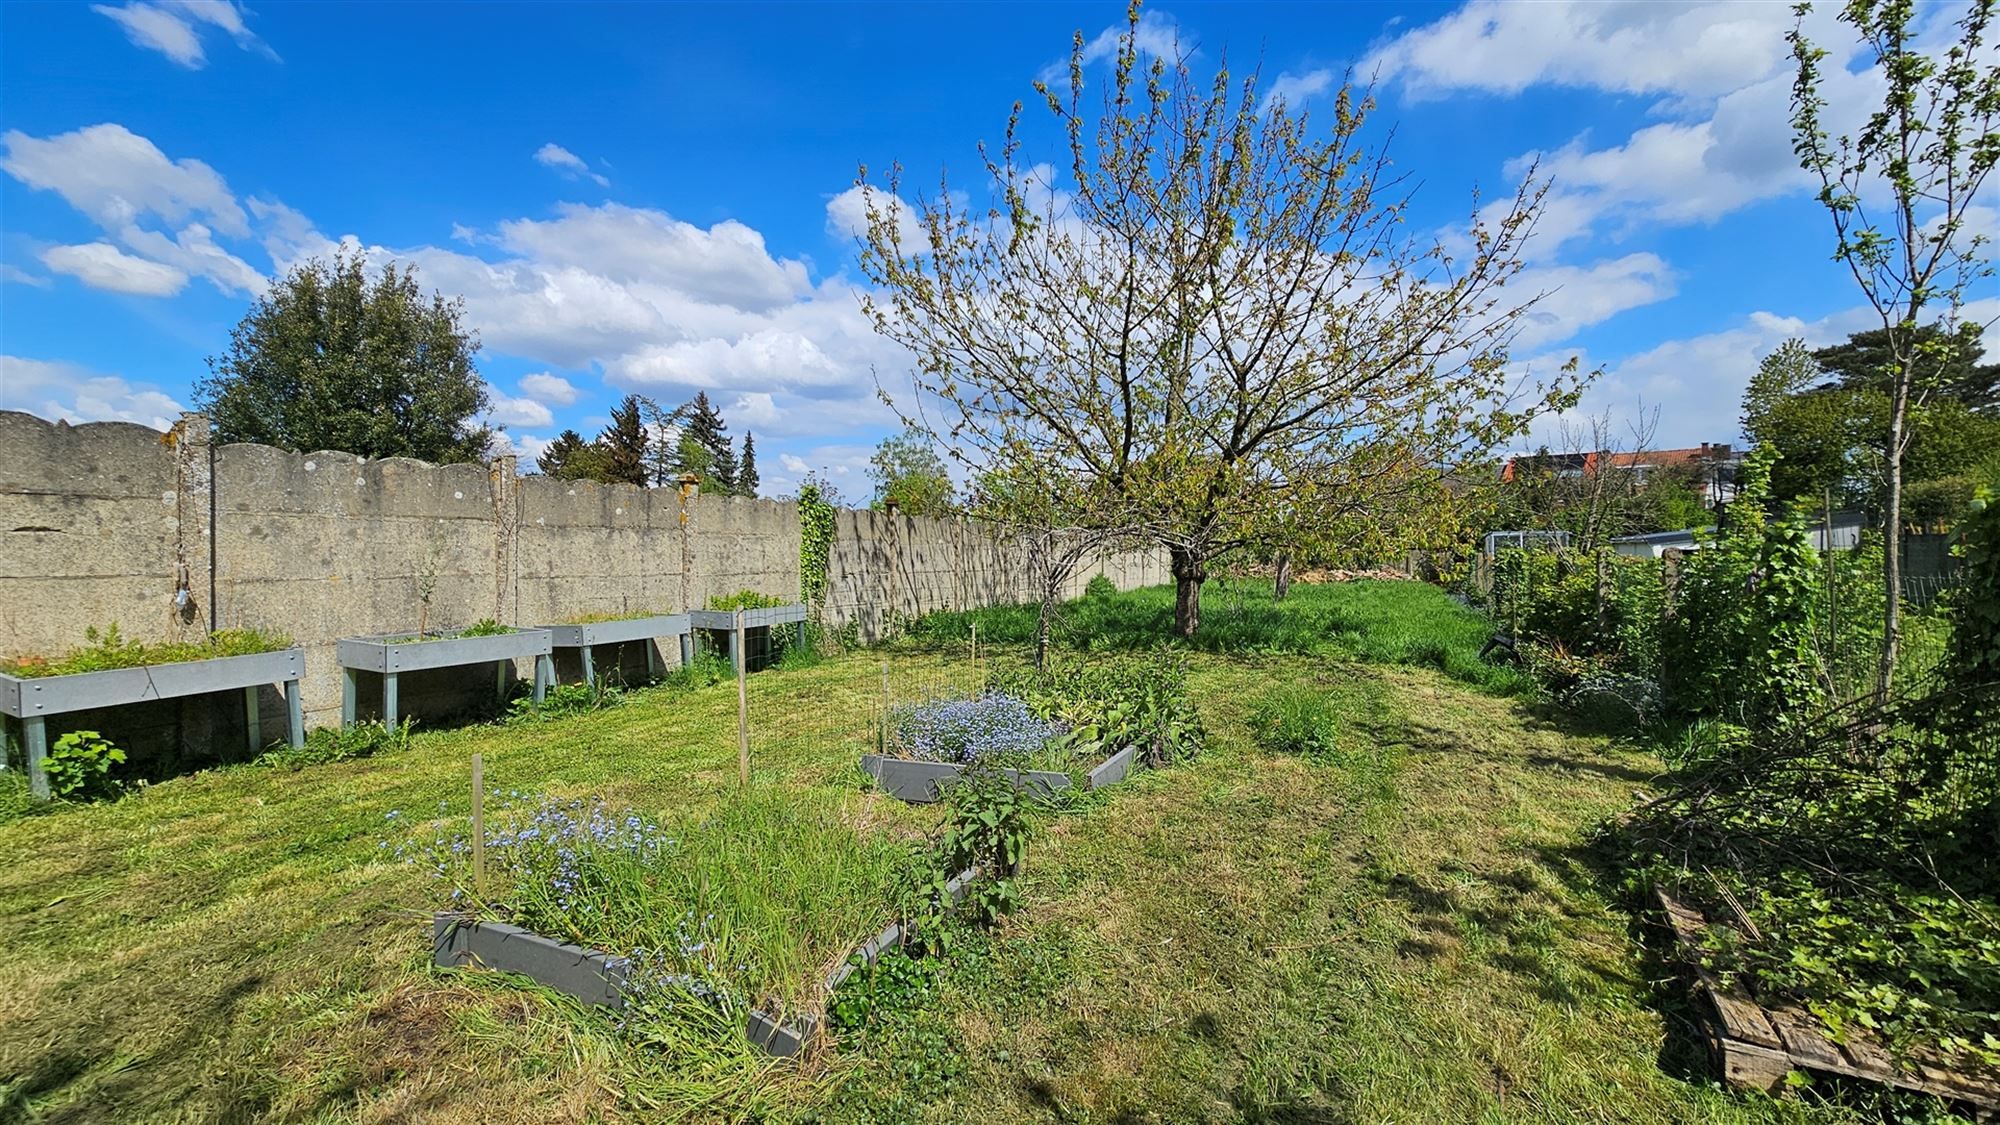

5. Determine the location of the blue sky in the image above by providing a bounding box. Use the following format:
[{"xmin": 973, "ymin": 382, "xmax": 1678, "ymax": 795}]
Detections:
[{"xmin": 2, "ymin": 1, "xmax": 1993, "ymax": 499}]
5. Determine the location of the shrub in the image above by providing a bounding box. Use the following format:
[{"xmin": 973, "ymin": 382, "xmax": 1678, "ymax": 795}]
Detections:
[
  {"xmin": 505, "ymin": 681, "xmax": 623, "ymax": 724},
  {"xmin": 1084, "ymin": 573, "xmax": 1116, "ymax": 599},
  {"xmin": 46, "ymin": 730, "xmax": 125, "ymax": 798},
  {"xmin": 258, "ymin": 720, "xmax": 410, "ymax": 770},
  {"xmin": 992, "ymin": 651, "xmax": 1204, "ymax": 767},
  {"xmin": 1247, "ymin": 685, "xmax": 1340, "ymax": 758}
]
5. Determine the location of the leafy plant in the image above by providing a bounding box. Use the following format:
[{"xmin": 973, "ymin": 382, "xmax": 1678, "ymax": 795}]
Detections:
[
  {"xmin": 993, "ymin": 651, "xmax": 1204, "ymax": 767},
  {"xmin": 2, "ymin": 624, "xmax": 291, "ymax": 679},
  {"xmin": 504, "ymin": 681, "xmax": 623, "ymax": 724},
  {"xmin": 706, "ymin": 590, "xmax": 787, "ymax": 611},
  {"xmin": 941, "ymin": 773, "xmax": 1031, "ymax": 926},
  {"xmin": 798, "ymin": 479, "xmax": 836, "ymax": 610},
  {"xmin": 45, "ymin": 730, "xmax": 125, "ymax": 799},
  {"xmin": 257, "ymin": 720, "xmax": 410, "ymax": 771},
  {"xmin": 458, "ymin": 618, "xmax": 513, "ymax": 637},
  {"xmin": 1084, "ymin": 573, "xmax": 1117, "ymax": 599}
]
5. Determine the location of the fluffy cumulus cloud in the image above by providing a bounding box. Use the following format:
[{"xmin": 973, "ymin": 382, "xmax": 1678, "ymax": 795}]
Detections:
[
  {"xmin": 485, "ymin": 390, "xmax": 556, "ymax": 429},
  {"xmin": 1372, "ymin": 0, "xmax": 1914, "ymax": 251},
  {"xmin": 1, "ymin": 123, "xmax": 263, "ymax": 295},
  {"xmin": 92, "ymin": 0, "xmax": 275, "ymax": 69},
  {"xmin": 518, "ymin": 372, "xmax": 579, "ymax": 406},
  {"xmin": 533, "ymin": 142, "xmax": 609, "ymax": 187},
  {"xmin": 39, "ymin": 242, "xmax": 188, "ymax": 296},
  {"xmin": 0, "ymin": 355, "xmax": 185, "ymax": 430},
  {"xmin": 825, "ymin": 184, "xmax": 922, "ymax": 245},
  {"xmin": 1364, "ymin": 1, "xmax": 1799, "ymax": 100}
]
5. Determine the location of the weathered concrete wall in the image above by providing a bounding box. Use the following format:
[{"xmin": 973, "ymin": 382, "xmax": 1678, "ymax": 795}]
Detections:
[{"xmin": 0, "ymin": 412, "xmax": 1166, "ymax": 745}]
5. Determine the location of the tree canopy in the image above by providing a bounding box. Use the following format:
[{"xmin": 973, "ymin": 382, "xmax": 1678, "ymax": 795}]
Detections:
[
  {"xmin": 196, "ymin": 252, "xmax": 492, "ymax": 462},
  {"xmin": 869, "ymin": 427, "xmax": 956, "ymax": 516},
  {"xmin": 856, "ymin": 6, "xmax": 1579, "ymax": 635}
]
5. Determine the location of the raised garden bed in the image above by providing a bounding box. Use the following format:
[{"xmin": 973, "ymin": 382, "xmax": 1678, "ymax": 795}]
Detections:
[
  {"xmin": 537, "ymin": 613, "xmax": 691, "ymax": 687},
  {"xmin": 336, "ymin": 628, "xmax": 552, "ymax": 728},
  {"xmin": 859, "ymin": 745, "xmax": 1139, "ymax": 804},
  {"xmin": 431, "ymin": 866, "xmax": 982, "ymax": 1059},
  {"xmin": 688, "ymin": 604, "xmax": 808, "ymax": 665},
  {"xmin": 1656, "ymin": 887, "xmax": 2000, "ymax": 1111},
  {"xmin": 2, "ymin": 647, "xmax": 305, "ymax": 800}
]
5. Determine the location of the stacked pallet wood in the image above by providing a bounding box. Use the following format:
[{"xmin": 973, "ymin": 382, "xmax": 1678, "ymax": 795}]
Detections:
[{"xmin": 1656, "ymin": 888, "xmax": 1999, "ymax": 1112}]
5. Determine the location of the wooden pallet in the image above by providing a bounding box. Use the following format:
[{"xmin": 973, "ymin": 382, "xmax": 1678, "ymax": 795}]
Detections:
[{"xmin": 1656, "ymin": 888, "xmax": 1999, "ymax": 1113}]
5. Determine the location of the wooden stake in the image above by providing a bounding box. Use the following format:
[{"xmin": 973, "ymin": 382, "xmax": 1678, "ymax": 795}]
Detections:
[
  {"xmin": 471, "ymin": 753, "xmax": 488, "ymax": 901},
  {"xmin": 735, "ymin": 608, "xmax": 750, "ymax": 787},
  {"xmin": 880, "ymin": 660, "xmax": 890, "ymax": 753},
  {"xmin": 970, "ymin": 622, "xmax": 977, "ymax": 672}
]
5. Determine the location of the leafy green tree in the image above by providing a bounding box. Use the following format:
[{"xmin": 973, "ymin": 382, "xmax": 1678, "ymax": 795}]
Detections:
[
  {"xmin": 1790, "ymin": 0, "xmax": 1999, "ymax": 695},
  {"xmin": 1745, "ymin": 333, "xmax": 2000, "ymax": 517},
  {"xmin": 856, "ymin": 6, "xmax": 1578, "ymax": 635},
  {"xmin": 738, "ymin": 432, "xmax": 760, "ymax": 496},
  {"xmin": 597, "ymin": 395, "xmax": 650, "ymax": 486},
  {"xmin": 197, "ymin": 252, "xmax": 491, "ymax": 461},
  {"xmin": 869, "ymin": 427, "xmax": 955, "ymax": 516}
]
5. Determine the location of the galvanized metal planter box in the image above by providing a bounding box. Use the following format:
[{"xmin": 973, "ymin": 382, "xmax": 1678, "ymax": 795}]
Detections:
[
  {"xmin": 860, "ymin": 745, "xmax": 1141, "ymax": 805},
  {"xmin": 538, "ymin": 614, "xmax": 690, "ymax": 687},
  {"xmin": 336, "ymin": 629, "xmax": 553, "ymax": 728},
  {"xmin": 430, "ymin": 867, "xmax": 980, "ymax": 1059},
  {"xmin": 1, "ymin": 647, "xmax": 306, "ymax": 801},
  {"xmin": 687, "ymin": 604, "xmax": 809, "ymax": 665}
]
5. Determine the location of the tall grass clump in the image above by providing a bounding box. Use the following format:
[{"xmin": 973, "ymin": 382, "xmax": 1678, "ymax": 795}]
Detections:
[
  {"xmin": 1246, "ymin": 685, "xmax": 1341, "ymax": 759},
  {"xmin": 402, "ymin": 788, "xmax": 919, "ymax": 1012}
]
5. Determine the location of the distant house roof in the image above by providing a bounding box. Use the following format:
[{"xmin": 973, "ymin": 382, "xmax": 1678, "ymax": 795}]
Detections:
[{"xmin": 1501, "ymin": 443, "xmax": 1739, "ymax": 481}]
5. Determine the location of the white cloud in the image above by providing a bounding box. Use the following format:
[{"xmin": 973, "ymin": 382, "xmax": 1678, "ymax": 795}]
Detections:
[
  {"xmin": 0, "ymin": 263, "xmax": 51, "ymax": 288},
  {"xmin": 728, "ymin": 391, "xmax": 779, "ymax": 429},
  {"xmin": 1, "ymin": 123, "xmax": 248, "ymax": 235},
  {"xmin": 1510, "ymin": 252, "xmax": 1678, "ymax": 349},
  {"xmin": 91, "ymin": 1, "xmax": 271, "ymax": 68},
  {"xmin": 1366, "ymin": 1, "xmax": 1798, "ymax": 101},
  {"xmin": 826, "ymin": 184, "xmax": 921, "ymax": 245},
  {"xmin": 779, "ymin": 453, "xmax": 811, "ymax": 474},
  {"xmin": 1263, "ymin": 69, "xmax": 1336, "ymax": 109},
  {"xmin": 533, "ymin": 143, "xmax": 609, "ymax": 187},
  {"xmin": 116, "ymin": 221, "xmax": 262, "ymax": 293},
  {"xmin": 39, "ymin": 242, "xmax": 189, "ymax": 296},
  {"xmin": 1519, "ymin": 292, "xmax": 2000, "ymax": 451},
  {"xmin": 0, "ymin": 355, "xmax": 185, "ymax": 430},
  {"xmin": 518, "ymin": 372, "xmax": 579, "ymax": 405},
  {"xmin": 1039, "ymin": 10, "xmax": 1186, "ymax": 85},
  {"xmin": 93, "ymin": 2, "xmax": 205, "ymax": 66},
  {"xmin": 486, "ymin": 391, "xmax": 555, "ymax": 429}
]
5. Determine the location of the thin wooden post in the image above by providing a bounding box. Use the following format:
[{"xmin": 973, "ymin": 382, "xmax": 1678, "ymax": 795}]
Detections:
[
  {"xmin": 970, "ymin": 622, "xmax": 977, "ymax": 671},
  {"xmin": 471, "ymin": 753, "xmax": 488, "ymax": 901},
  {"xmin": 880, "ymin": 660, "xmax": 890, "ymax": 753},
  {"xmin": 735, "ymin": 609, "xmax": 750, "ymax": 787}
]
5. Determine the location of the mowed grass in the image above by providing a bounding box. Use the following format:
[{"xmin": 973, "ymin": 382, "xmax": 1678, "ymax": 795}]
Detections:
[
  {"xmin": 0, "ymin": 654, "xmax": 944, "ymax": 1122},
  {"xmin": 904, "ymin": 578, "xmax": 1527, "ymax": 694},
  {"xmin": 0, "ymin": 580, "xmax": 1874, "ymax": 1123}
]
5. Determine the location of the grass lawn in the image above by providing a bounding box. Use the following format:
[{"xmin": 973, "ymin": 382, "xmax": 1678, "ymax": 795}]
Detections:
[{"xmin": 0, "ymin": 581, "xmax": 1904, "ymax": 1122}]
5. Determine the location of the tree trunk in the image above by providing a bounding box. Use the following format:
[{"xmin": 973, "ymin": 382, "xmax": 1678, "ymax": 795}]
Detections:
[
  {"xmin": 1877, "ymin": 379, "xmax": 1908, "ymax": 700},
  {"xmin": 1170, "ymin": 545, "xmax": 1205, "ymax": 637},
  {"xmin": 1035, "ymin": 591, "xmax": 1054, "ymax": 670},
  {"xmin": 1273, "ymin": 553, "xmax": 1293, "ymax": 601}
]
